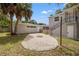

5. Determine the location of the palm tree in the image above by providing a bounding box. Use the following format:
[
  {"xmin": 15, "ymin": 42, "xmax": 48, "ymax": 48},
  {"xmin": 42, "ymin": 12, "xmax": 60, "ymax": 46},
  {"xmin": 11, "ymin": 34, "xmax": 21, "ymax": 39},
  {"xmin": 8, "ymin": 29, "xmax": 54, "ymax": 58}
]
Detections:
[
  {"xmin": 0, "ymin": 3, "xmax": 16, "ymax": 35},
  {"xmin": 0, "ymin": 3, "xmax": 32, "ymax": 35},
  {"xmin": 14, "ymin": 3, "xmax": 32, "ymax": 34},
  {"xmin": 25, "ymin": 4, "xmax": 32, "ymax": 21},
  {"xmin": 8, "ymin": 4, "xmax": 16, "ymax": 35},
  {"xmin": 14, "ymin": 3, "xmax": 24, "ymax": 34}
]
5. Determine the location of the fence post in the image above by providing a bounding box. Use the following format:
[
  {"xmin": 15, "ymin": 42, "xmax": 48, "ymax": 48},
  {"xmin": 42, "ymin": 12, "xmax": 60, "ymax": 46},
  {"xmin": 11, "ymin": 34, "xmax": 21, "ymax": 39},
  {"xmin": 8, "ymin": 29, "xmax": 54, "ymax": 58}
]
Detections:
[{"xmin": 60, "ymin": 16, "xmax": 62, "ymax": 46}]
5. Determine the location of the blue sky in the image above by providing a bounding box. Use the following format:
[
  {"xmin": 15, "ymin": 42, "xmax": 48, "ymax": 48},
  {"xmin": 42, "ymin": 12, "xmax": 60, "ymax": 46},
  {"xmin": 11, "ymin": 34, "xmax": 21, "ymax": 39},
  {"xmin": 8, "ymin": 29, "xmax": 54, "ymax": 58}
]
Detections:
[{"xmin": 32, "ymin": 3, "xmax": 65, "ymax": 25}]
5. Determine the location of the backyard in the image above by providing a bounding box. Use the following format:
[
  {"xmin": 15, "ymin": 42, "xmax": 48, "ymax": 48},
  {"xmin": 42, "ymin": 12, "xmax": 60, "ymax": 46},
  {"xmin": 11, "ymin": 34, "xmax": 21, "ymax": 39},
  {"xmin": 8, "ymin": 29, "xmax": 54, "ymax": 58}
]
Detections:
[{"xmin": 0, "ymin": 32, "xmax": 79, "ymax": 56}]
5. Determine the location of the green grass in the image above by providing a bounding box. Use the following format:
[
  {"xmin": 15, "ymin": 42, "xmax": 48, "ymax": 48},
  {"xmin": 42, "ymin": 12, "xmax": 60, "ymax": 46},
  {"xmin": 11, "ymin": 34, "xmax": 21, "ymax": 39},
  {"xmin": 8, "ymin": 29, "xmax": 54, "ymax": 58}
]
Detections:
[{"xmin": 0, "ymin": 32, "xmax": 79, "ymax": 56}]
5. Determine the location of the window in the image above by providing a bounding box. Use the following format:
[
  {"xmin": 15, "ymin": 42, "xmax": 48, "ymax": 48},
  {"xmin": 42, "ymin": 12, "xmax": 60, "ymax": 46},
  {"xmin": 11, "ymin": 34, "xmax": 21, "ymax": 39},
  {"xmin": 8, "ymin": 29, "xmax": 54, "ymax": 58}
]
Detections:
[
  {"xmin": 65, "ymin": 12, "xmax": 69, "ymax": 22},
  {"xmin": 43, "ymin": 27, "xmax": 49, "ymax": 30},
  {"xmin": 75, "ymin": 16, "xmax": 78, "ymax": 22},
  {"xmin": 54, "ymin": 17, "xmax": 59, "ymax": 21},
  {"xmin": 27, "ymin": 26, "xmax": 36, "ymax": 28}
]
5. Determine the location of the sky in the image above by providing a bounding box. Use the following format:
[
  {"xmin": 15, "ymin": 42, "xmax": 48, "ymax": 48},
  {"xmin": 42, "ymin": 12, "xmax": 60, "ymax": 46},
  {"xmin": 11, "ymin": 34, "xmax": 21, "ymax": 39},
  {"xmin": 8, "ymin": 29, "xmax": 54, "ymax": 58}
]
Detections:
[
  {"xmin": 13, "ymin": 3, "xmax": 65, "ymax": 25},
  {"xmin": 32, "ymin": 3, "xmax": 65, "ymax": 25}
]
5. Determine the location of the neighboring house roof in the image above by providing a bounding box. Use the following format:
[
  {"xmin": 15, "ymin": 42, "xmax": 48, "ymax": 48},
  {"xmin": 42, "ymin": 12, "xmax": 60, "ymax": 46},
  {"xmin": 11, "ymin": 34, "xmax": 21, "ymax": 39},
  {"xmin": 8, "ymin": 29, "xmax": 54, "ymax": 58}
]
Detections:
[{"xmin": 15, "ymin": 23, "xmax": 47, "ymax": 28}]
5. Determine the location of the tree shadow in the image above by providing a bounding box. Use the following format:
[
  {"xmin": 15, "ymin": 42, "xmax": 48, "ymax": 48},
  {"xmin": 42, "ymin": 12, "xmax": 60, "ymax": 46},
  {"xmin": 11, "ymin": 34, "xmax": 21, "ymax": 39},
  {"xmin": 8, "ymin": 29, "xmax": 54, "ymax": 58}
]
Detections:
[
  {"xmin": 0, "ymin": 33, "xmax": 27, "ymax": 45},
  {"xmin": 61, "ymin": 45, "xmax": 79, "ymax": 55}
]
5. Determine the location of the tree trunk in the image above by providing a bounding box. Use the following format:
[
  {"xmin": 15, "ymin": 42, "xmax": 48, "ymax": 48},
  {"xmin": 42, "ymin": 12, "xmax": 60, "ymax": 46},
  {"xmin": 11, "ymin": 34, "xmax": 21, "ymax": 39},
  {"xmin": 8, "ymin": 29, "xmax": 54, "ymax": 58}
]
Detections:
[
  {"xmin": 25, "ymin": 17, "xmax": 28, "ymax": 23},
  {"xmin": 14, "ymin": 17, "xmax": 20, "ymax": 35},
  {"xmin": 10, "ymin": 15, "xmax": 13, "ymax": 35}
]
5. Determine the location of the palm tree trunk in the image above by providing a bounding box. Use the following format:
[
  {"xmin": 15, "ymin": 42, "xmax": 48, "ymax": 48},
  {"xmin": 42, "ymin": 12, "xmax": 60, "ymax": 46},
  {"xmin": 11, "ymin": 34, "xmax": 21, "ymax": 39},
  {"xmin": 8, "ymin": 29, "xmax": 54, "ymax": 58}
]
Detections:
[
  {"xmin": 10, "ymin": 15, "xmax": 13, "ymax": 35},
  {"xmin": 14, "ymin": 17, "xmax": 20, "ymax": 34},
  {"xmin": 25, "ymin": 16, "xmax": 28, "ymax": 22}
]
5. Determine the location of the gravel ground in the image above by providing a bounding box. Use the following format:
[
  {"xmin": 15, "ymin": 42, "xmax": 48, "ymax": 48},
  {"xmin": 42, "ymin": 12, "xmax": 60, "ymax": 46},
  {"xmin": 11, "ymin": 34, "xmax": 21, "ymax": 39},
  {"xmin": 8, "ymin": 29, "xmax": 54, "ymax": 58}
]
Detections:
[{"xmin": 21, "ymin": 33, "xmax": 58, "ymax": 51}]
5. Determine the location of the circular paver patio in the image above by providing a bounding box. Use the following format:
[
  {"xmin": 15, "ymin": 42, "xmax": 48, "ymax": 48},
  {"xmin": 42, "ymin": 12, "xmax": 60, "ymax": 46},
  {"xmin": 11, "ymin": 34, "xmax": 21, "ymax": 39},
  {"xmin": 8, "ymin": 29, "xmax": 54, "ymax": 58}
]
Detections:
[{"xmin": 21, "ymin": 33, "xmax": 58, "ymax": 51}]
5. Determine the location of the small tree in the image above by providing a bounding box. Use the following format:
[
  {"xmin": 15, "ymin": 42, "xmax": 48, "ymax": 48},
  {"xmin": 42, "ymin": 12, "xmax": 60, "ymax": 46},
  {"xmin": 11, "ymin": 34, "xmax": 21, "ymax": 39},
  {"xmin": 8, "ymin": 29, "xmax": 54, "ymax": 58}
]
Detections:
[{"xmin": 55, "ymin": 9, "xmax": 62, "ymax": 14}]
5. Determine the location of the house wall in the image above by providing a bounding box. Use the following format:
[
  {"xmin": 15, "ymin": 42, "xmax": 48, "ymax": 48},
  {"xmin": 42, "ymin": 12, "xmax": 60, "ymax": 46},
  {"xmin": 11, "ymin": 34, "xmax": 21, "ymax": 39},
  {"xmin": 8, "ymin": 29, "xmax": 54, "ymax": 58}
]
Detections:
[
  {"xmin": 13, "ymin": 23, "xmax": 46, "ymax": 34},
  {"xmin": 49, "ymin": 18, "xmax": 77, "ymax": 39},
  {"xmin": 49, "ymin": 5, "xmax": 79, "ymax": 39},
  {"xmin": 51, "ymin": 23, "xmax": 67, "ymax": 37},
  {"xmin": 13, "ymin": 23, "xmax": 40, "ymax": 34},
  {"xmin": 66, "ymin": 23, "xmax": 77, "ymax": 39}
]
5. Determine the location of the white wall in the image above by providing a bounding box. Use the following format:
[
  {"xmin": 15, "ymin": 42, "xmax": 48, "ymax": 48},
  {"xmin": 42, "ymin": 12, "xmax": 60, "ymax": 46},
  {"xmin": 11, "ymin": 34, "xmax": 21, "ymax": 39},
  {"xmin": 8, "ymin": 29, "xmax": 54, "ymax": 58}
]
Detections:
[
  {"xmin": 67, "ymin": 25, "xmax": 74, "ymax": 38},
  {"xmin": 52, "ymin": 23, "xmax": 67, "ymax": 37},
  {"xmin": 13, "ymin": 23, "xmax": 40, "ymax": 34}
]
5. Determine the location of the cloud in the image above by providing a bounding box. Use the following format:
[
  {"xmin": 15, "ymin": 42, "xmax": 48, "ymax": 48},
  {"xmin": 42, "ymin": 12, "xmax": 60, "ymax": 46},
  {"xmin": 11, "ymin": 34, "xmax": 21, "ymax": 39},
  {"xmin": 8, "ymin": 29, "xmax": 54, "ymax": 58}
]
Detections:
[
  {"xmin": 64, "ymin": 3, "xmax": 67, "ymax": 6},
  {"xmin": 41, "ymin": 10, "xmax": 52, "ymax": 14},
  {"xmin": 48, "ymin": 10, "xmax": 52, "ymax": 12},
  {"xmin": 41, "ymin": 11, "xmax": 48, "ymax": 14}
]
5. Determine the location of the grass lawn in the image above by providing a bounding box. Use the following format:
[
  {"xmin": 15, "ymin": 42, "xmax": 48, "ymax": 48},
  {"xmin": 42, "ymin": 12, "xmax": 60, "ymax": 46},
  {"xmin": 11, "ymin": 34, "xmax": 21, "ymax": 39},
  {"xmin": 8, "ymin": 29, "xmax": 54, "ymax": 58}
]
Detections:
[{"xmin": 0, "ymin": 32, "xmax": 79, "ymax": 56}]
